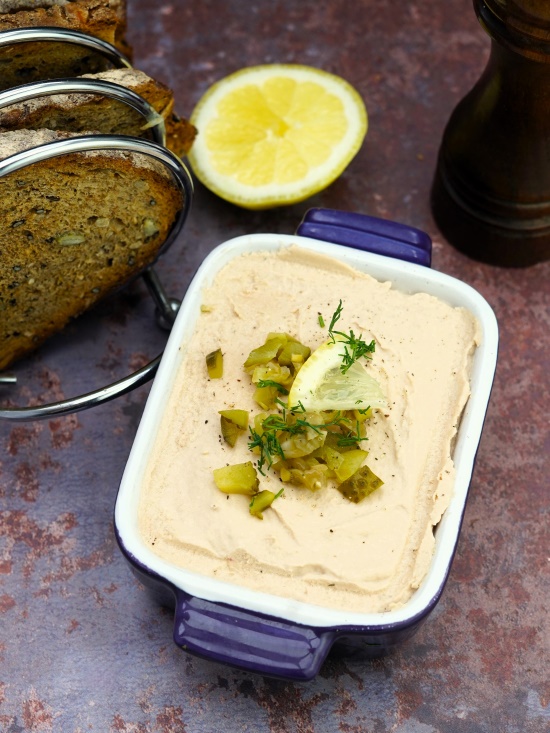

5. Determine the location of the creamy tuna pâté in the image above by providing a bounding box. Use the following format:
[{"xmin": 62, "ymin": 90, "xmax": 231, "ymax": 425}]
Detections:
[{"xmin": 138, "ymin": 246, "xmax": 480, "ymax": 613}]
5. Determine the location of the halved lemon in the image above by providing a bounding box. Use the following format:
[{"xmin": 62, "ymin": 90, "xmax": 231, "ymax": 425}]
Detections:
[
  {"xmin": 188, "ymin": 64, "xmax": 368, "ymax": 209},
  {"xmin": 287, "ymin": 341, "xmax": 387, "ymax": 412}
]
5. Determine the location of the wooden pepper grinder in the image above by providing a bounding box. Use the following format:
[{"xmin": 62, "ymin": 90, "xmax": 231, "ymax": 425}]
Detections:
[{"xmin": 431, "ymin": 0, "xmax": 550, "ymax": 266}]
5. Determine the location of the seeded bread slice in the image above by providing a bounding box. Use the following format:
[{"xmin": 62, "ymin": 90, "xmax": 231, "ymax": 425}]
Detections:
[
  {"xmin": 0, "ymin": 129, "xmax": 184, "ymax": 370},
  {"xmin": 0, "ymin": 68, "xmax": 197, "ymax": 157},
  {"xmin": 0, "ymin": 0, "xmax": 130, "ymax": 92}
]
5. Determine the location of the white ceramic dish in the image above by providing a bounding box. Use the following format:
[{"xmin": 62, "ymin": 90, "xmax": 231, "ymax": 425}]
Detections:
[{"xmin": 115, "ymin": 222, "xmax": 498, "ymax": 680}]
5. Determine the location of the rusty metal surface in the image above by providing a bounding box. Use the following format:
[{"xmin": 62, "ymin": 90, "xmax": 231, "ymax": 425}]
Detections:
[{"xmin": 1, "ymin": 1, "xmax": 549, "ymax": 731}]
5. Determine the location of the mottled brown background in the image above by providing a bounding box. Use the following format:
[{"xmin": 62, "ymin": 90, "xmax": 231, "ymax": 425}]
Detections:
[{"xmin": 1, "ymin": 1, "xmax": 549, "ymax": 732}]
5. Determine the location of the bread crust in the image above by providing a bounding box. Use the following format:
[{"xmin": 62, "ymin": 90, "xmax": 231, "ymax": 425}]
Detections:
[
  {"xmin": 0, "ymin": 0, "xmax": 131, "ymax": 91},
  {"xmin": 0, "ymin": 69, "xmax": 198, "ymax": 157}
]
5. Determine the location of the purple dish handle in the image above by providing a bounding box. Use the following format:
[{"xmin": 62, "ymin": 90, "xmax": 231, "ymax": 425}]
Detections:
[
  {"xmin": 296, "ymin": 208, "xmax": 432, "ymax": 267},
  {"xmin": 173, "ymin": 592, "xmax": 336, "ymax": 680}
]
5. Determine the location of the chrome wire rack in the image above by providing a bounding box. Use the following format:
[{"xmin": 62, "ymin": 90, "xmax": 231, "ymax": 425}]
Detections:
[{"xmin": 0, "ymin": 28, "xmax": 194, "ymax": 420}]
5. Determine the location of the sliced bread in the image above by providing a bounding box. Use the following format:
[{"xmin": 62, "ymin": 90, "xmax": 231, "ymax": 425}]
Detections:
[
  {"xmin": 0, "ymin": 0, "xmax": 130, "ymax": 91},
  {"xmin": 0, "ymin": 129, "xmax": 185, "ymax": 370},
  {"xmin": 0, "ymin": 68, "xmax": 197, "ymax": 157}
]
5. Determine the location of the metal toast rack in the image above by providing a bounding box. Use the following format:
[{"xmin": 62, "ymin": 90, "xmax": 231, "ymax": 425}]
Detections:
[{"xmin": 0, "ymin": 28, "xmax": 194, "ymax": 421}]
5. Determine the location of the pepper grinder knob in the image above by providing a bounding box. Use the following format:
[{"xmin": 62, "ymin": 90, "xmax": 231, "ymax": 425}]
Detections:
[{"xmin": 431, "ymin": 0, "xmax": 550, "ymax": 267}]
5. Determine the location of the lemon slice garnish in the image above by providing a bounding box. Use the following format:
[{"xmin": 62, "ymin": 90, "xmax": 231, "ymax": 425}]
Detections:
[
  {"xmin": 287, "ymin": 341, "xmax": 387, "ymax": 412},
  {"xmin": 188, "ymin": 64, "xmax": 368, "ymax": 209}
]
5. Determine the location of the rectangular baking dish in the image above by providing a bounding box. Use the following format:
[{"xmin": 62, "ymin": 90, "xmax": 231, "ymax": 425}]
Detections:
[{"xmin": 114, "ymin": 210, "xmax": 498, "ymax": 681}]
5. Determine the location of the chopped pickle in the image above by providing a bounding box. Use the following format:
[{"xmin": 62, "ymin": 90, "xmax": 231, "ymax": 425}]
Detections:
[
  {"xmin": 274, "ymin": 462, "xmax": 292, "ymax": 481},
  {"xmin": 214, "ymin": 317, "xmax": 384, "ymax": 517},
  {"xmin": 299, "ymin": 464, "xmax": 330, "ymax": 491},
  {"xmin": 206, "ymin": 348, "xmax": 223, "ymax": 379},
  {"xmin": 219, "ymin": 409, "xmax": 249, "ymax": 446},
  {"xmin": 253, "ymin": 385, "xmax": 280, "ymax": 410},
  {"xmin": 244, "ymin": 332, "xmax": 310, "ymax": 373},
  {"xmin": 311, "ymin": 444, "xmax": 345, "ymax": 471},
  {"xmin": 265, "ymin": 331, "xmax": 290, "ymax": 342},
  {"xmin": 249, "ymin": 488, "xmax": 284, "ymax": 519},
  {"xmin": 219, "ymin": 409, "xmax": 249, "ymax": 430},
  {"xmin": 353, "ymin": 407, "xmax": 373, "ymax": 422},
  {"xmin": 252, "ymin": 411, "xmax": 270, "ymax": 436},
  {"xmin": 220, "ymin": 416, "xmax": 240, "ymax": 446},
  {"xmin": 278, "ymin": 340, "xmax": 311, "ymax": 367},
  {"xmin": 324, "ymin": 431, "xmax": 359, "ymax": 453},
  {"xmin": 244, "ymin": 335, "xmax": 287, "ymax": 369},
  {"xmin": 213, "ymin": 462, "xmax": 259, "ymax": 495},
  {"xmin": 279, "ymin": 426, "xmax": 326, "ymax": 458},
  {"xmin": 274, "ymin": 455, "xmax": 319, "ymax": 472},
  {"xmin": 337, "ymin": 464, "xmax": 383, "ymax": 503},
  {"xmin": 274, "ymin": 458, "xmax": 329, "ymax": 491},
  {"xmin": 251, "ymin": 363, "xmax": 292, "ymax": 409},
  {"xmin": 252, "ymin": 362, "xmax": 293, "ymax": 388},
  {"xmin": 334, "ymin": 449, "xmax": 369, "ymax": 483},
  {"xmin": 318, "ymin": 409, "xmax": 342, "ymax": 423}
]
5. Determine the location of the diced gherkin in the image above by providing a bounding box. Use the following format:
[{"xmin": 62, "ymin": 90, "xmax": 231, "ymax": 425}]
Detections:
[
  {"xmin": 244, "ymin": 335, "xmax": 287, "ymax": 369},
  {"xmin": 334, "ymin": 449, "xmax": 368, "ymax": 483},
  {"xmin": 311, "ymin": 444, "xmax": 345, "ymax": 471},
  {"xmin": 253, "ymin": 385, "xmax": 280, "ymax": 410},
  {"xmin": 219, "ymin": 409, "xmax": 249, "ymax": 429},
  {"xmin": 337, "ymin": 464, "xmax": 383, "ymax": 503},
  {"xmin": 278, "ymin": 340, "xmax": 311, "ymax": 367},
  {"xmin": 206, "ymin": 348, "xmax": 223, "ymax": 379},
  {"xmin": 249, "ymin": 489, "xmax": 283, "ymax": 519},
  {"xmin": 219, "ymin": 410, "xmax": 249, "ymax": 447},
  {"xmin": 213, "ymin": 462, "xmax": 259, "ymax": 495}
]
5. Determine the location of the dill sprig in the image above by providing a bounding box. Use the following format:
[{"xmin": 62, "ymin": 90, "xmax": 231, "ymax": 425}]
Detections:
[
  {"xmin": 336, "ymin": 419, "xmax": 369, "ymax": 447},
  {"xmin": 327, "ymin": 299, "xmax": 376, "ymax": 374},
  {"xmin": 248, "ymin": 425, "xmax": 285, "ymax": 475},
  {"xmin": 257, "ymin": 379, "xmax": 289, "ymax": 395}
]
